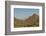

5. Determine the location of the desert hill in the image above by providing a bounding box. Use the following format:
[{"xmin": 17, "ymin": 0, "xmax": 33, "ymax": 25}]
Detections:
[
  {"xmin": 24, "ymin": 14, "xmax": 39, "ymax": 27},
  {"xmin": 14, "ymin": 14, "xmax": 39, "ymax": 27}
]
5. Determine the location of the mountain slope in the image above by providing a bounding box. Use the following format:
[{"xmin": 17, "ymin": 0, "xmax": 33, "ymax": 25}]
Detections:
[
  {"xmin": 25, "ymin": 14, "xmax": 39, "ymax": 27},
  {"xmin": 14, "ymin": 14, "xmax": 39, "ymax": 27}
]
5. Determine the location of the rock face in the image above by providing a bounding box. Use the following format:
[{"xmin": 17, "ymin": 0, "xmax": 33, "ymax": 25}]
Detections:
[{"xmin": 14, "ymin": 14, "xmax": 39, "ymax": 27}]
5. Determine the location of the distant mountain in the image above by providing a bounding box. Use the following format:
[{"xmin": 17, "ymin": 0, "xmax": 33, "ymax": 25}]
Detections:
[{"xmin": 14, "ymin": 14, "xmax": 39, "ymax": 27}]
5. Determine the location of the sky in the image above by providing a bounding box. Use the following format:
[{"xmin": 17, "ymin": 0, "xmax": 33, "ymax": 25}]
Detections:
[{"xmin": 14, "ymin": 8, "xmax": 39, "ymax": 20}]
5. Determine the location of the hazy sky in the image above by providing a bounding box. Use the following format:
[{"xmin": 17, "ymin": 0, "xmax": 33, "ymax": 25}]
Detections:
[{"xmin": 14, "ymin": 8, "xmax": 39, "ymax": 20}]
